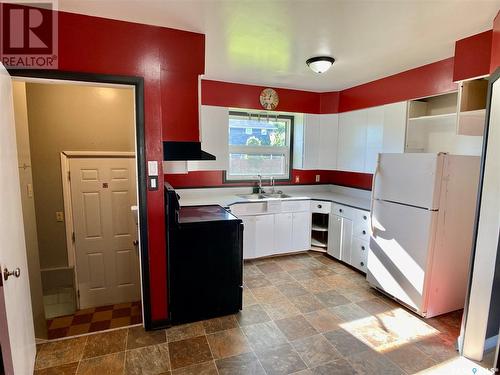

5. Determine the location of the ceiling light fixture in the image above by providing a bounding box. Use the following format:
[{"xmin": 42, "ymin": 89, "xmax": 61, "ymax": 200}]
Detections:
[{"xmin": 306, "ymin": 56, "xmax": 335, "ymax": 74}]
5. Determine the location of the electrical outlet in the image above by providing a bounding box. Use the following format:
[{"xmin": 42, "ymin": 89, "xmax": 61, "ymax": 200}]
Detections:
[
  {"xmin": 315, "ymin": 174, "xmax": 320, "ymax": 182},
  {"xmin": 56, "ymin": 211, "xmax": 64, "ymax": 222},
  {"xmin": 295, "ymin": 175, "xmax": 300, "ymax": 183}
]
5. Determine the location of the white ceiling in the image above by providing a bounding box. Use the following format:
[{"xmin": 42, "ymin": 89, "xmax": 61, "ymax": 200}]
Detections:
[{"xmin": 58, "ymin": 0, "xmax": 500, "ymax": 91}]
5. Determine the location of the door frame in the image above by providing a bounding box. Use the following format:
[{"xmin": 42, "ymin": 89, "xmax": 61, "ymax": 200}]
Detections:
[
  {"xmin": 8, "ymin": 69, "xmax": 154, "ymax": 330},
  {"xmin": 61, "ymin": 151, "xmax": 137, "ymax": 310},
  {"xmin": 460, "ymin": 67, "xmax": 500, "ymax": 360}
]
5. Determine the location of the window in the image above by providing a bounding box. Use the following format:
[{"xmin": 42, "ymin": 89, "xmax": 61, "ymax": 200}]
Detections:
[{"xmin": 226, "ymin": 111, "xmax": 292, "ymax": 181}]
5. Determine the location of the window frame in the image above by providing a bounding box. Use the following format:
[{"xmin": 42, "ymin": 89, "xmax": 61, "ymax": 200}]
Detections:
[{"xmin": 223, "ymin": 111, "xmax": 294, "ymax": 183}]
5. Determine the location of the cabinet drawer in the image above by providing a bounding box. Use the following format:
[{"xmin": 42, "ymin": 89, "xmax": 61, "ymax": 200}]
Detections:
[
  {"xmin": 353, "ymin": 222, "xmax": 370, "ymax": 241},
  {"xmin": 311, "ymin": 200, "xmax": 331, "ymax": 213},
  {"xmin": 351, "ymin": 238, "xmax": 369, "ymax": 273},
  {"xmin": 332, "ymin": 203, "xmax": 355, "ymax": 220},
  {"xmin": 353, "ymin": 209, "xmax": 370, "ymax": 241},
  {"xmin": 281, "ymin": 200, "xmax": 310, "ymax": 213}
]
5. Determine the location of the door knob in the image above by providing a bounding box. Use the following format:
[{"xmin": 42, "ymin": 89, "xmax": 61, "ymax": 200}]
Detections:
[{"xmin": 3, "ymin": 267, "xmax": 20, "ymax": 281}]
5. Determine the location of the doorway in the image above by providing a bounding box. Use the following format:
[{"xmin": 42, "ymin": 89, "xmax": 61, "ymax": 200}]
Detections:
[{"xmin": 12, "ymin": 78, "xmax": 143, "ymax": 340}]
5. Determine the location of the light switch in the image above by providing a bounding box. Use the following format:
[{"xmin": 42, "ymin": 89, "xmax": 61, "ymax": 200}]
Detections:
[
  {"xmin": 295, "ymin": 176, "xmax": 300, "ymax": 183},
  {"xmin": 27, "ymin": 183, "xmax": 33, "ymax": 198},
  {"xmin": 147, "ymin": 161, "xmax": 158, "ymax": 176},
  {"xmin": 56, "ymin": 211, "xmax": 64, "ymax": 222},
  {"xmin": 315, "ymin": 174, "xmax": 320, "ymax": 182}
]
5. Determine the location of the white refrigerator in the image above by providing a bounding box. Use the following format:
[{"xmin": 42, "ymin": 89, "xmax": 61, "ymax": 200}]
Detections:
[{"xmin": 367, "ymin": 153, "xmax": 480, "ymax": 318}]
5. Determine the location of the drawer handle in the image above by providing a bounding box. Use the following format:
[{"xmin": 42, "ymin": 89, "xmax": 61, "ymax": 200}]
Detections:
[
  {"xmin": 339, "ymin": 208, "xmax": 343, "ymax": 213},
  {"xmin": 360, "ymin": 262, "xmax": 365, "ymax": 266},
  {"xmin": 362, "ymin": 230, "xmax": 366, "ymax": 235},
  {"xmin": 361, "ymin": 246, "xmax": 366, "ymax": 250},
  {"xmin": 363, "ymin": 215, "xmax": 367, "ymax": 220},
  {"xmin": 317, "ymin": 204, "xmax": 322, "ymax": 209}
]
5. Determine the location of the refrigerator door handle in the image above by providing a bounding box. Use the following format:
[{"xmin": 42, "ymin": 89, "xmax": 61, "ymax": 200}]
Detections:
[{"xmin": 370, "ymin": 154, "xmax": 381, "ymax": 235}]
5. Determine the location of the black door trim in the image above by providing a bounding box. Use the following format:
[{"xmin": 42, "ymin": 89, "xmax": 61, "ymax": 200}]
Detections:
[{"xmin": 8, "ymin": 69, "xmax": 153, "ymax": 330}]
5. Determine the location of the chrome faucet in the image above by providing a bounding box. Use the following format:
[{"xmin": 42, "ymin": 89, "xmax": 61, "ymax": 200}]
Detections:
[{"xmin": 257, "ymin": 174, "xmax": 263, "ymax": 194}]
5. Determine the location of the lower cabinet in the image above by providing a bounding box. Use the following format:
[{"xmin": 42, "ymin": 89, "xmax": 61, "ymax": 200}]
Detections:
[
  {"xmin": 240, "ymin": 216, "xmax": 257, "ymax": 259},
  {"xmin": 241, "ymin": 210, "xmax": 311, "ymax": 259},
  {"xmin": 328, "ymin": 204, "xmax": 370, "ymax": 273},
  {"xmin": 254, "ymin": 214, "xmax": 275, "ymax": 258},
  {"xmin": 351, "ymin": 238, "xmax": 369, "ymax": 273},
  {"xmin": 291, "ymin": 211, "xmax": 312, "ymax": 251},
  {"xmin": 274, "ymin": 213, "xmax": 293, "ymax": 253}
]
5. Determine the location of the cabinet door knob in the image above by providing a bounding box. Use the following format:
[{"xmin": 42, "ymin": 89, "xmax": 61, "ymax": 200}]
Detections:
[
  {"xmin": 362, "ymin": 230, "xmax": 366, "ymax": 235},
  {"xmin": 317, "ymin": 204, "xmax": 322, "ymax": 209},
  {"xmin": 360, "ymin": 262, "xmax": 365, "ymax": 266},
  {"xmin": 339, "ymin": 209, "xmax": 343, "ymax": 213},
  {"xmin": 361, "ymin": 246, "xmax": 365, "ymax": 250},
  {"xmin": 363, "ymin": 215, "xmax": 367, "ymax": 220}
]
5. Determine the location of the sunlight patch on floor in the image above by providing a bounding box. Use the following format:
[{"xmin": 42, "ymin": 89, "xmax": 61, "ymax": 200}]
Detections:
[
  {"xmin": 339, "ymin": 307, "xmax": 439, "ymax": 352},
  {"xmin": 416, "ymin": 356, "xmax": 494, "ymax": 374}
]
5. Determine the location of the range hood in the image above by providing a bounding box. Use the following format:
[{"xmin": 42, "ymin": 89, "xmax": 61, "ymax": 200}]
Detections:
[{"xmin": 163, "ymin": 141, "xmax": 216, "ymax": 161}]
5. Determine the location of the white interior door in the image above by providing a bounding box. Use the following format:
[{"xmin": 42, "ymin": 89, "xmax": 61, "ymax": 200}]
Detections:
[
  {"xmin": 70, "ymin": 157, "xmax": 140, "ymax": 309},
  {"xmin": 0, "ymin": 65, "xmax": 36, "ymax": 374}
]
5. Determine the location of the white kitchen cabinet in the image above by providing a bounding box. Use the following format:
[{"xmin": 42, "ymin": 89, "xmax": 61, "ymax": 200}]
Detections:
[
  {"xmin": 383, "ymin": 102, "xmax": 408, "ymax": 153},
  {"xmin": 241, "ymin": 216, "xmax": 257, "ymax": 259},
  {"xmin": 327, "ymin": 214, "xmax": 342, "ymax": 259},
  {"xmin": 351, "ymin": 238, "xmax": 369, "ymax": 272},
  {"xmin": 318, "ymin": 114, "xmax": 338, "ymax": 170},
  {"xmin": 188, "ymin": 105, "xmax": 228, "ymax": 171},
  {"xmin": 293, "ymin": 114, "xmax": 338, "ymax": 170},
  {"xmin": 254, "ymin": 214, "xmax": 275, "ymax": 258},
  {"xmin": 340, "ymin": 217, "xmax": 354, "ymax": 263},
  {"xmin": 338, "ymin": 109, "xmax": 367, "ymax": 172},
  {"xmin": 338, "ymin": 102, "xmax": 407, "ymax": 173},
  {"xmin": 328, "ymin": 203, "xmax": 370, "ymax": 273},
  {"xmin": 364, "ymin": 106, "xmax": 384, "ymax": 173},
  {"xmin": 274, "ymin": 213, "xmax": 293, "ymax": 253},
  {"xmin": 291, "ymin": 211, "xmax": 312, "ymax": 251},
  {"xmin": 294, "ymin": 114, "xmax": 320, "ymax": 169}
]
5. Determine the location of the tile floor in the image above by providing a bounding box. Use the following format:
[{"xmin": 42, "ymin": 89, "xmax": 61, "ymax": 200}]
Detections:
[
  {"xmin": 46, "ymin": 301, "xmax": 142, "ymax": 339},
  {"xmin": 35, "ymin": 252, "xmax": 466, "ymax": 375}
]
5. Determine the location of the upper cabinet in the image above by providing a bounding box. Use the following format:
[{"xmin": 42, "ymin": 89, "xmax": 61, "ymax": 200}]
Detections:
[
  {"xmin": 188, "ymin": 105, "xmax": 229, "ymax": 171},
  {"xmin": 293, "ymin": 113, "xmax": 338, "ymax": 170},
  {"xmin": 405, "ymin": 87, "xmax": 484, "ymax": 156},
  {"xmin": 338, "ymin": 109, "xmax": 367, "ymax": 172},
  {"xmin": 457, "ymin": 79, "xmax": 488, "ymax": 136},
  {"xmin": 337, "ymin": 102, "xmax": 407, "ymax": 173}
]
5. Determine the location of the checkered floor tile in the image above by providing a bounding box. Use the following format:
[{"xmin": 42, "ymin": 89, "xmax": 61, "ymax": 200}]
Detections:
[{"xmin": 46, "ymin": 301, "xmax": 142, "ymax": 339}]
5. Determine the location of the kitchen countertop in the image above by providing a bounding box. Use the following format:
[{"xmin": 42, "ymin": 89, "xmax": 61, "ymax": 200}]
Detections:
[{"xmin": 176, "ymin": 185, "xmax": 371, "ymax": 211}]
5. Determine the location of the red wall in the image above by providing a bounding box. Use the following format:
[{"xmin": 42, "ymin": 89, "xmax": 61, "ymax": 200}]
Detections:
[
  {"xmin": 339, "ymin": 57, "xmax": 457, "ymax": 112},
  {"xmin": 201, "ymin": 80, "xmax": 323, "ymax": 114},
  {"xmin": 453, "ymin": 30, "xmax": 492, "ymax": 81},
  {"xmin": 53, "ymin": 11, "xmax": 205, "ymax": 323},
  {"xmin": 491, "ymin": 11, "xmax": 500, "ymax": 72}
]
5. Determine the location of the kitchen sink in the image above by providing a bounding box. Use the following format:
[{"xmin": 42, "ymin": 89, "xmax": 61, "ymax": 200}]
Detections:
[
  {"xmin": 237, "ymin": 193, "xmax": 266, "ymax": 200},
  {"xmin": 237, "ymin": 193, "xmax": 292, "ymax": 200},
  {"xmin": 263, "ymin": 193, "xmax": 292, "ymax": 199}
]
